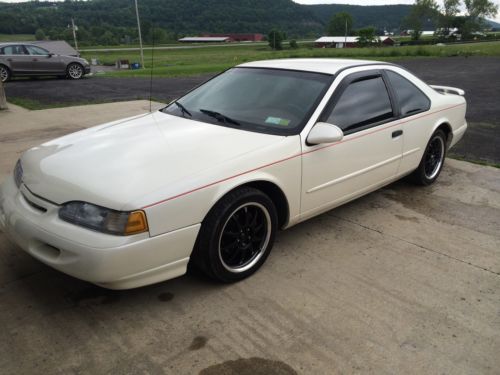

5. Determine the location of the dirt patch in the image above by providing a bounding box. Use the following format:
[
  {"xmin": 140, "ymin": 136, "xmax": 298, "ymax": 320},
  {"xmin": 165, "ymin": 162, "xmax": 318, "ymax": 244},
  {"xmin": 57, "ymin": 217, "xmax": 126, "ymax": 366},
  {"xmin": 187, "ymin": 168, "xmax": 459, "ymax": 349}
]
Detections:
[
  {"xmin": 189, "ymin": 336, "xmax": 208, "ymax": 351},
  {"xmin": 200, "ymin": 358, "xmax": 297, "ymax": 375},
  {"xmin": 157, "ymin": 292, "xmax": 174, "ymax": 302}
]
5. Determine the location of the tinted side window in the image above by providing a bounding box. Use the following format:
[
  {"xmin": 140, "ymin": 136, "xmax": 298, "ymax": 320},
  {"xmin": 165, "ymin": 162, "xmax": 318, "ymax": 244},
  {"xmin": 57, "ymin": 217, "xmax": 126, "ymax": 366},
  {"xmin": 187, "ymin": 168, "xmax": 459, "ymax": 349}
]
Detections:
[
  {"xmin": 327, "ymin": 76, "xmax": 394, "ymax": 133},
  {"xmin": 26, "ymin": 45, "xmax": 49, "ymax": 55},
  {"xmin": 386, "ymin": 70, "xmax": 430, "ymax": 116},
  {"xmin": 3, "ymin": 45, "xmax": 27, "ymax": 55}
]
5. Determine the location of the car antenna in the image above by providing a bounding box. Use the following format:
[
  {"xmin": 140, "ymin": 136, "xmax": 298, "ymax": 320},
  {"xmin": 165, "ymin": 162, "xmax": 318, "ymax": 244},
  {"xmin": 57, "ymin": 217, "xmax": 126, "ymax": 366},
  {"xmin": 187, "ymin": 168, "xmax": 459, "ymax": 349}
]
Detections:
[{"xmin": 149, "ymin": 24, "xmax": 155, "ymax": 113}]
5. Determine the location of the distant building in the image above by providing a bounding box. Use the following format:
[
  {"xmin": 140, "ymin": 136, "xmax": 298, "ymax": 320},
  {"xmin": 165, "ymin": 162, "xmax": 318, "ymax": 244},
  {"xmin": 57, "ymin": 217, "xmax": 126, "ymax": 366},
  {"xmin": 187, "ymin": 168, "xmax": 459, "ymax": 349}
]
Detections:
[
  {"xmin": 178, "ymin": 37, "xmax": 230, "ymax": 43},
  {"xmin": 315, "ymin": 36, "xmax": 395, "ymax": 48},
  {"xmin": 201, "ymin": 33, "xmax": 265, "ymax": 42},
  {"xmin": 315, "ymin": 36, "xmax": 359, "ymax": 48}
]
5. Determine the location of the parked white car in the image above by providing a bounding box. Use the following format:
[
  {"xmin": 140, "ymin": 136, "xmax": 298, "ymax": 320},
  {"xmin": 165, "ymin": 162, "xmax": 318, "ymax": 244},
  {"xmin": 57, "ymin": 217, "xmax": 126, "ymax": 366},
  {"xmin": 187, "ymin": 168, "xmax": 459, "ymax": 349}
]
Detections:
[{"xmin": 0, "ymin": 59, "xmax": 467, "ymax": 289}]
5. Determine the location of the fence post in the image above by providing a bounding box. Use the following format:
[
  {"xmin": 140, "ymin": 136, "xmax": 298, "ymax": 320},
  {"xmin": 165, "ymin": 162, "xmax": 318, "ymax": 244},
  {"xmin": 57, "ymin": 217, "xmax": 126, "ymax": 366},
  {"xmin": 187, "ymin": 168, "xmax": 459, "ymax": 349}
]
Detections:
[{"xmin": 0, "ymin": 79, "xmax": 7, "ymax": 110}]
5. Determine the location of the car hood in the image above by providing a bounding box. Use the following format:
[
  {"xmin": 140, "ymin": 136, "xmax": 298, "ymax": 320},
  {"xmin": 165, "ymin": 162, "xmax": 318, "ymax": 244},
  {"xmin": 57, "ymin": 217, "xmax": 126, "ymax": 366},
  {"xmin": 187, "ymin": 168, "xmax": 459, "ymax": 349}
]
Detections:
[{"xmin": 21, "ymin": 111, "xmax": 285, "ymax": 210}]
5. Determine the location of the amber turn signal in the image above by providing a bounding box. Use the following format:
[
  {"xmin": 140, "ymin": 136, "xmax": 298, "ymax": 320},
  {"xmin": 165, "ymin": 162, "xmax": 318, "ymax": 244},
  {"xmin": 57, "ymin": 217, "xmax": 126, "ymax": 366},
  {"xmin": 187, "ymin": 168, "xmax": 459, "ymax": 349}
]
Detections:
[{"xmin": 125, "ymin": 211, "xmax": 149, "ymax": 235}]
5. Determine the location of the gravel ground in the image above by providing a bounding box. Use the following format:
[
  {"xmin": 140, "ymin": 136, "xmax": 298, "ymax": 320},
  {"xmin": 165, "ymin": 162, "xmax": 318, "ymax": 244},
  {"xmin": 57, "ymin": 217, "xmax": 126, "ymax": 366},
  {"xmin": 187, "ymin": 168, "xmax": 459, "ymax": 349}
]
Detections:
[{"xmin": 4, "ymin": 56, "xmax": 500, "ymax": 164}]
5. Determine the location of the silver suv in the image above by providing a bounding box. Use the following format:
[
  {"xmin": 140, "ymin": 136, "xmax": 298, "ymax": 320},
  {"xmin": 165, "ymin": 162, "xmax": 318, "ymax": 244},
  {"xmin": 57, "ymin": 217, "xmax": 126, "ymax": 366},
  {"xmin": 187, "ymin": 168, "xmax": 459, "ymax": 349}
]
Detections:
[{"xmin": 0, "ymin": 43, "xmax": 91, "ymax": 82}]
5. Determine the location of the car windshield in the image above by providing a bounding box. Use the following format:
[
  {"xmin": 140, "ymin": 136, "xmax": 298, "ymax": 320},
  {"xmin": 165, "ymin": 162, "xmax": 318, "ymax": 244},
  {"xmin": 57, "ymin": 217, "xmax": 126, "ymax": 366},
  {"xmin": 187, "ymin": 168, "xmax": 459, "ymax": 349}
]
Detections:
[{"xmin": 162, "ymin": 67, "xmax": 333, "ymax": 135}]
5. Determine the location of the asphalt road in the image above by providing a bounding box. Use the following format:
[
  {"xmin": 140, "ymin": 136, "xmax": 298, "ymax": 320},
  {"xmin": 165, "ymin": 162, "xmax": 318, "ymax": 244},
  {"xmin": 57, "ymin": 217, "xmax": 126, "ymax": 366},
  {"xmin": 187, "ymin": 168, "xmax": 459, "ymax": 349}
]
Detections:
[
  {"xmin": 4, "ymin": 56, "xmax": 500, "ymax": 164},
  {"xmin": 0, "ymin": 101, "xmax": 499, "ymax": 374}
]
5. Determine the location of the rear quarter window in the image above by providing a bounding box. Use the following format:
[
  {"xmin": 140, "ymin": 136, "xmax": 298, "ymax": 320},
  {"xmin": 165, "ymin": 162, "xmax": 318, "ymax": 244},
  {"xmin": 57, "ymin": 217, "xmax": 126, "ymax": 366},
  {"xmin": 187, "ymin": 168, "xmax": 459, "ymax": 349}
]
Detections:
[{"xmin": 386, "ymin": 70, "xmax": 430, "ymax": 117}]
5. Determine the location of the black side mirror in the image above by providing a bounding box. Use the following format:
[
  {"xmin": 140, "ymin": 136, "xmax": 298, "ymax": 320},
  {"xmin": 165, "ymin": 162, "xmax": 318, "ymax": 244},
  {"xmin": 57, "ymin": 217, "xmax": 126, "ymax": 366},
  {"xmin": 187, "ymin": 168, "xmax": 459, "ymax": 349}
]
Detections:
[{"xmin": 48, "ymin": 53, "xmax": 54, "ymax": 58}]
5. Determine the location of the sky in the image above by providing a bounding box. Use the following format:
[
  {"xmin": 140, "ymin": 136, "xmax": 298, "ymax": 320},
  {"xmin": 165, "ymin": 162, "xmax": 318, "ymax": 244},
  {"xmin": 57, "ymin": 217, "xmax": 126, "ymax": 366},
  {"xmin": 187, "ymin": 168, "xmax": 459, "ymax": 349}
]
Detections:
[{"xmin": 1, "ymin": 0, "xmax": 499, "ymax": 22}]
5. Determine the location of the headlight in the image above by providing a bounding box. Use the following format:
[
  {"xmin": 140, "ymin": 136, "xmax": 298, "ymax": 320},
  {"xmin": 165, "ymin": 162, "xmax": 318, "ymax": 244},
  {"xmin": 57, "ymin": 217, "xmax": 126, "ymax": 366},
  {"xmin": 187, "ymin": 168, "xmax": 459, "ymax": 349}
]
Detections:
[
  {"xmin": 14, "ymin": 160, "xmax": 23, "ymax": 189},
  {"xmin": 59, "ymin": 202, "xmax": 148, "ymax": 236},
  {"xmin": 82, "ymin": 59, "xmax": 89, "ymax": 65}
]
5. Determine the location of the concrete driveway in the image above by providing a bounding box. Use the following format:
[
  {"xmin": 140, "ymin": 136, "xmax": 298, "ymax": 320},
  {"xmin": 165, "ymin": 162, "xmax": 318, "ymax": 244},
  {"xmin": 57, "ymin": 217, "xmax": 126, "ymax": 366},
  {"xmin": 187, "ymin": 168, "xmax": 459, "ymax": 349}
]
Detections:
[{"xmin": 0, "ymin": 102, "xmax": 499, "ymax": 374}]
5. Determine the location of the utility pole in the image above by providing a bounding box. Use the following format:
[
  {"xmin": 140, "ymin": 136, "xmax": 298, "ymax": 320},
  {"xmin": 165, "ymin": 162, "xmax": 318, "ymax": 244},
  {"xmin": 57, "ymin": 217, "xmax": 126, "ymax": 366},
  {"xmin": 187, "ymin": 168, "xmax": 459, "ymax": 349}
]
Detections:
[
  {"xmin": 71, "ymin": 18, "xmax": 79, "ymax": 52},
  {"xmin": 0, "ymin": 79, "xmax": 7, "ymax": 110},
  {"xmin": 134, "ymin": 0, "xmax": 145, "ymax": 69},
  {"xmin": 344, "ymin": 18, "xmax": 348, "ymax": 47}
]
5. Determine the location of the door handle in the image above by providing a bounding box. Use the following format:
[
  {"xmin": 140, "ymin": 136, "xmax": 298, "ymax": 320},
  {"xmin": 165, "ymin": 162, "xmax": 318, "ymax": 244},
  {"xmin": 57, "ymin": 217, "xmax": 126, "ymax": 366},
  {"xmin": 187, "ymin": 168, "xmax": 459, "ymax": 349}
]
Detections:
[
  {"xmin": 32, "ymin": 58, "xmax": 38, "ymax": 62},
  {"xmin": 392, "ymin": 130, "xmax": 403, "ymax": 138},
  {"xmin": 7, "ymin": 58, "xmax": 12, "ymax": 62}
]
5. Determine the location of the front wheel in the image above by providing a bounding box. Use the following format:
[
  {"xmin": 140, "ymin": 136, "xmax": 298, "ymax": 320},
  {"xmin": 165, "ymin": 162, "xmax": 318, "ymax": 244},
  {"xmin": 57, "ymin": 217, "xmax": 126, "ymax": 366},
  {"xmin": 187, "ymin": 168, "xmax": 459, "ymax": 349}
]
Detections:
[
  {"xmin": 0, "ymin": 65, "xmax": 11, "ymax": 82},
  {"xmin": 66, "ymin": 63, "xmax": 84, "ymax": 79},
  {"xmin": 193, "ymin": 187, "xmax": 278, "ymax": 283},
  {"xmin": 411, "ymin": 129, "xmax": 447, "ymax": 186}
]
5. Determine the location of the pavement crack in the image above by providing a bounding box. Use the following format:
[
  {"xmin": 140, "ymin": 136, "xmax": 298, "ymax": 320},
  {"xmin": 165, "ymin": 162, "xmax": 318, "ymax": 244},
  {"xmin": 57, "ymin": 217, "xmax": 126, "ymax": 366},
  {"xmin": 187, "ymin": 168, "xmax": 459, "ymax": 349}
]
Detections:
[{"xmin": 332, "ymin": 215, "xmax": 500, "ymax": 277}]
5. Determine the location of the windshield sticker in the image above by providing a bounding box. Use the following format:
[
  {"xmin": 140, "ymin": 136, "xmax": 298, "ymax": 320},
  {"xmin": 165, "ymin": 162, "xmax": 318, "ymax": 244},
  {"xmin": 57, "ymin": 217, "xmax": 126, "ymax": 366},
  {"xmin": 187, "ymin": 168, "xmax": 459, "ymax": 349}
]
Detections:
[{"xmin": 265, "ymin": 117, "xmax": 291, "ymax": 126}]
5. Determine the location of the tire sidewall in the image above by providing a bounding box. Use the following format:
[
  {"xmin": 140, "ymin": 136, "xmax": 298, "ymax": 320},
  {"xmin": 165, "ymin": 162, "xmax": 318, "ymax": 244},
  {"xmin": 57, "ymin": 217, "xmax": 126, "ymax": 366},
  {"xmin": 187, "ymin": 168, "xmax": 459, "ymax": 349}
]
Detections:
[
  {"xmin": 196, "ymin": 187, "xmax": 278, "ymax": 282},
  {"xmin": 416, "ymin": 129, "xmax": 447, "ymax": 185},
  {"xmin": 0, "ymin": 65, "xmax": 10, "ymax": 82}
]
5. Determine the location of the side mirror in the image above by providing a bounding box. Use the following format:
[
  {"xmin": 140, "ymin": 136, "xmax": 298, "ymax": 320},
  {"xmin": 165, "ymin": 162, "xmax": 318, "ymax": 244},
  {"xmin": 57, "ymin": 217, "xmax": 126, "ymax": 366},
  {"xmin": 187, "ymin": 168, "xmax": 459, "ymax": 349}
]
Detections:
[
  {"xmin": 307, "ymin": 122, "xmax": 344, "ymax": 145},
  {"xmin": 48, "ymin": 53, "xmax": 54, "ymax": 58}
]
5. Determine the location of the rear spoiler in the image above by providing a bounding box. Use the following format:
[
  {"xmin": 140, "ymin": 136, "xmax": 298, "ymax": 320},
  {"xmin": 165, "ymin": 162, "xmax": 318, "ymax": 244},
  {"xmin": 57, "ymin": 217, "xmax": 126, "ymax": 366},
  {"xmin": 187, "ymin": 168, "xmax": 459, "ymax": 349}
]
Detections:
[{"xmin": 430, "ymin": 85, "xmax": 465, "ymax": 96}]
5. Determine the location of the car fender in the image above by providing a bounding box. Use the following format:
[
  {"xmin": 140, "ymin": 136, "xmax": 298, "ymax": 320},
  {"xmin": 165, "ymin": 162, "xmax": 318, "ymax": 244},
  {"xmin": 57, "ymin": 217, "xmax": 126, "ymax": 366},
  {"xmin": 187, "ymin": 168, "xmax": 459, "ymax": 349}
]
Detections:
[{"xmin": 142, "ymin": 147, "xmax": 302, "ymax": 237}]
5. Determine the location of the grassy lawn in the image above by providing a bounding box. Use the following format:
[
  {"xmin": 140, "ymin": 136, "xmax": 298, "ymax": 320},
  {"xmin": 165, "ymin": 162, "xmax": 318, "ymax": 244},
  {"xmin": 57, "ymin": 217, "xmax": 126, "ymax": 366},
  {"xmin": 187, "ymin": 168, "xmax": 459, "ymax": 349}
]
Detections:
[
  {"xmin": 0, "ymin": 33, "xmax": 35, "ymax": 42},
  {"xmin": 81, "ymin": 41, "xmax": 500, "ymax": 78}
]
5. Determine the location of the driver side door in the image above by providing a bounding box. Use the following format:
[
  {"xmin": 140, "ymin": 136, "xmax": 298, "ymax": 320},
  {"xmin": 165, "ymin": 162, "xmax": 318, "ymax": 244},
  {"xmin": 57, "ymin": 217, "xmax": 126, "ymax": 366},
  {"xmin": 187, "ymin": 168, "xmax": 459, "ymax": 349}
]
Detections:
[{"xmin": 300, "ymin": 69, "xmax": 404, "ymax": 219}]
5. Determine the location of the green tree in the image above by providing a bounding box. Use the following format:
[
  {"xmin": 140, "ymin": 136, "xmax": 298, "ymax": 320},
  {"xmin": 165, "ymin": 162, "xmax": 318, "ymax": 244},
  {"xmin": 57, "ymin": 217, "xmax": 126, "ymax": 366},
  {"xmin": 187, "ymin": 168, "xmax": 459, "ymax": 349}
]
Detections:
[
  {"xmin": 405, "ymin": 0, "xmax": 440, "ymax": 40},
  {"xmin": 464, "ymin": 0, "xmax": 498, "ymax": 32},
  {"xmin": 328, "ymin": 12, "xmax": 353, "ymax": 36},
  {"xmin": 35, "ymin": 28, "xmax": 45, "ymax": 40},
  {"xmin": 289, "ymin": 39, "xmax": 298, "ymax": 49},
  {"xmin": 268, "ymin": 29, "xmax": 284, "ymax": 50},
  {"xmin": 357, "ymin": 27, "xmax": 377, "ymax": 46},
  {"xmin": 439, "ymin": 0, "xmax": 461, "ymax": 35}
]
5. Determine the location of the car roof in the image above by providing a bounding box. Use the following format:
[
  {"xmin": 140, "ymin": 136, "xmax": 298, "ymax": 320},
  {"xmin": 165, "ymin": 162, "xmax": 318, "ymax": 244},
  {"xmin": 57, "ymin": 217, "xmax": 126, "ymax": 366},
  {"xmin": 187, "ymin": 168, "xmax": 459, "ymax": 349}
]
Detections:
[
  {"xmin": 238, "ymin": 58, "xmax": 388, "ymax": 75},
  {"xmin": 0, "ymin": 42, "xmax": 33, "ymax": 47}
]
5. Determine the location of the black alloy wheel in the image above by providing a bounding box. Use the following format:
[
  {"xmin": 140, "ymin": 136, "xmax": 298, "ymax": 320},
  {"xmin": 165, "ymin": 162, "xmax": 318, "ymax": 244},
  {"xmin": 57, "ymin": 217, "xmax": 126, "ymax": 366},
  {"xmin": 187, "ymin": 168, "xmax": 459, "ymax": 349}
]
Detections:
[
  {"xmin": 192, "ymin": 187, "xmax": 278, "ymax": 282},
  {"xmin": 411, "ymin": 129, "xmax": 447, "ymax": 186}
]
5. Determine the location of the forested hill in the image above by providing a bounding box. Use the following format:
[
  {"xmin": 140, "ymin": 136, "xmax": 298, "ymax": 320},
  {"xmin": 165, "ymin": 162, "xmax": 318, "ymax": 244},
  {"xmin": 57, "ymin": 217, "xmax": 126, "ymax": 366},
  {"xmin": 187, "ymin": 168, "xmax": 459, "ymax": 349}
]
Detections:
[
  {"xmin": 309, "ymin": 4, "xmax": 412, "ymax": 31},
  {"xmin": 0, "ymin": 0, "xmax": 412, "ymax": 39}
]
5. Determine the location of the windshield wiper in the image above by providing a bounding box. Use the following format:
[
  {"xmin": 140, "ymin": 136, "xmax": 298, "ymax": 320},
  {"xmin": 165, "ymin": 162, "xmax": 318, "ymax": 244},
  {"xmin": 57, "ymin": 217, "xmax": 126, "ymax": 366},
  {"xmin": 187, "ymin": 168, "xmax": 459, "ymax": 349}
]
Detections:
[
  {"xmin": 174, "ymin": 101, "xmax": 192, "ymax": 117},
  {"xmin": 200, "ymin": 109, "xmax": 240, "ymax": 126}
]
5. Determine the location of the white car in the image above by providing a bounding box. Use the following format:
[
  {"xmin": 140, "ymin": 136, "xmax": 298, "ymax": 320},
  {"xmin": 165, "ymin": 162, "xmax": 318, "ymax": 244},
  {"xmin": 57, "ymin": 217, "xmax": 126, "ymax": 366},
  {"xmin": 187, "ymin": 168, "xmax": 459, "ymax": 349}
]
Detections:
[{"xmin": 0, "ymin": 59, "xmax": 467, "ymax": 289}]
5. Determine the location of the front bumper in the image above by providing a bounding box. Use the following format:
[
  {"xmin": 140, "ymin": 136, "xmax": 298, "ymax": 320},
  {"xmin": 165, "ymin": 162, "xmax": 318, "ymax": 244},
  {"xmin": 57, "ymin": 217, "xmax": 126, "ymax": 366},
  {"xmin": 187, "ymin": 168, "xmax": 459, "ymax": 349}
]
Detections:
[{"xmin": 0, "ymin": 175, "xmax": 200, "ymax": 289}]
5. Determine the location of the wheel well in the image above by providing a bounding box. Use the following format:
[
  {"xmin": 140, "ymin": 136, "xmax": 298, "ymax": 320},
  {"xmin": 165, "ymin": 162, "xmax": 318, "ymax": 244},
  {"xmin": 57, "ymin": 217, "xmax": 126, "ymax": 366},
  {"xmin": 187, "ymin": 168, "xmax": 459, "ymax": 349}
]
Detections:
[
  {"xmin": 437, "ymin": 122, "xmax": 453, "ymax": 147},
  {"xmin": 238, "ymin": 181, "xmax": 290, "ymax": 228},
  {"xmin": 67, "ymin": 62, "xmax": 83, "ymax": 70}
]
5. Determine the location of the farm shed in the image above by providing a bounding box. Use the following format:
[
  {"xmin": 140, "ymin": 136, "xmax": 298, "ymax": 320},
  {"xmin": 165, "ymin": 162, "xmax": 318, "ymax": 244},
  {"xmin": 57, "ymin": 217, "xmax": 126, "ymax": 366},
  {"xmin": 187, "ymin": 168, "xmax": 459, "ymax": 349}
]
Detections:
[{"xmin": 178, "ymin": 37, "xmax": 230, "ymax": 43}]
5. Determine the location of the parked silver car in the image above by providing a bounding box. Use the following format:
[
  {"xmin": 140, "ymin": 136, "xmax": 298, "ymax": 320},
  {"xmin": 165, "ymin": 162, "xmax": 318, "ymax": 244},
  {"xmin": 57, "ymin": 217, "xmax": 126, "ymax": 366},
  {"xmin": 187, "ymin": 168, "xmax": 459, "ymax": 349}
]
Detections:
[{"xmin": 0, "ymin": 43, "xmax": 90, "ymax": 82}]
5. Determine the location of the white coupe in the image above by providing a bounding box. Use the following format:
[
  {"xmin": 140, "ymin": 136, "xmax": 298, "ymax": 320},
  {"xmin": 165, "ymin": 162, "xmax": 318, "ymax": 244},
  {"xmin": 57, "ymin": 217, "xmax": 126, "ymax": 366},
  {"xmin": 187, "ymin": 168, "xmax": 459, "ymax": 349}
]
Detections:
[{"xmin": 0, "ymin": 59, "xmax": 467, "ymax": 289}]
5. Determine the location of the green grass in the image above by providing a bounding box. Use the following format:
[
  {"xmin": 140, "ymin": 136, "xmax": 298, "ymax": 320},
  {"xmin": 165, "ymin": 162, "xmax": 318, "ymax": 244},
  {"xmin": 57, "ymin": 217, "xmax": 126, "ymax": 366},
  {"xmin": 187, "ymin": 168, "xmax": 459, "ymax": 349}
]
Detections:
[
  {"xmin": 6, "ymin": 96, "xmax": 147, "ymax": 110},
  {"xmin": 0, "ymin": 34, "xmax": 35, "ymax": 42},
  {"xmin": 81, "ymin": 41, "xmax": 500, "ymax": 78}
]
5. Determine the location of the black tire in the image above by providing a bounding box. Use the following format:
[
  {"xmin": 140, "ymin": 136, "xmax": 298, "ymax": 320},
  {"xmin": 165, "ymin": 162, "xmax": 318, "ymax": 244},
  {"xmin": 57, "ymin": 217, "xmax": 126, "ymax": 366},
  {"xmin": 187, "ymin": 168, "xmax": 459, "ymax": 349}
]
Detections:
[
  {"xmin": 0, "ymin": 64, "xmax": 11, "ymax": 83},
  {"xmin": 411, "ymin": 129, "xmax": 447, "ymax": 186},
  {"xmin": 192, "ymin": 187, "xmax": 278, "ymax": 283},
  {"xmin": 66, "ymin": 63, "xmax": 84, "ymax": 79}
]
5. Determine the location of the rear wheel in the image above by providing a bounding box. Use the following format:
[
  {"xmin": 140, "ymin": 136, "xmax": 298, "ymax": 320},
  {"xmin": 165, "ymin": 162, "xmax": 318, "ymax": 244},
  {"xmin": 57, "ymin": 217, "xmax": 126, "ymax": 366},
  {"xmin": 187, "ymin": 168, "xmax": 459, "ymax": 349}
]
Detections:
[
  {"xmin": 67, "ymin": 63, "xmax": 84, "ymax": 79},
  {"xmin": 0, "ymin": 65, "xmax": 11, "ymax": 82},
  {"xmin": 193, "ymin": 187, "xmax": 278, "ymax": 283},
  {"xmin": 411, "ymin": 129, "xmax": 447, "ymax": 186}
]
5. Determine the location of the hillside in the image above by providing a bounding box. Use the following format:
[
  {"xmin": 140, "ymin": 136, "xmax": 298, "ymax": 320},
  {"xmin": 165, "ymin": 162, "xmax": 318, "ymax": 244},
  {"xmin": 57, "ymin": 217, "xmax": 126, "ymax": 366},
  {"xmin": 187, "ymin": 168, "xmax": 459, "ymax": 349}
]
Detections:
[
  {"xmin": 0, "ymin": 0, "xmax": 497, "ymax": 43},
  {"xmin": 308, "ymin": 4, "xmax": 411, "ymax": 31},
  {"xmin": 0, "ymin": 0, "xmax": 411, "ymax": 39},
  {"xmin": 0, "ymin": 0, "xmax": 322, "ymax": 38}
]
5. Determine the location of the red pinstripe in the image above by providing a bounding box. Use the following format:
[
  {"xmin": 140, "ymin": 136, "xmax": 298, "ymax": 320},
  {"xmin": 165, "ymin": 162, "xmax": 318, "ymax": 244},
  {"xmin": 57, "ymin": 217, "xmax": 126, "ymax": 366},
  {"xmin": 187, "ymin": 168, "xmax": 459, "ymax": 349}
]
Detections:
[{"xmin": 141, "ymin": 103, "xmax": 465, "ymax": 209}]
